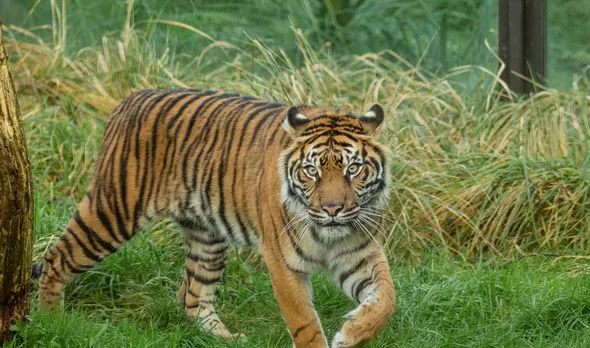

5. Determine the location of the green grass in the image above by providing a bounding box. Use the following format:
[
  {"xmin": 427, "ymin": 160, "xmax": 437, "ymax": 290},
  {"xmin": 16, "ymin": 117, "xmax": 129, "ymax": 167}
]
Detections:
[
  {"xmin": 2, "ymin": 0, "xmax": 590, "ymax": 346},
  {"xmin": 8, "ymin": 232, "xmax": 590, "ymax": 347}
]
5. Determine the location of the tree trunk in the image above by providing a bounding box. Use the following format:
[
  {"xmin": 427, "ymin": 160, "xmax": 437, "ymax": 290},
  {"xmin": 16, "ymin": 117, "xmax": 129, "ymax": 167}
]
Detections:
[{"xmin": 0, "ymin": 19, "xmax": 34, "ymax": 342}]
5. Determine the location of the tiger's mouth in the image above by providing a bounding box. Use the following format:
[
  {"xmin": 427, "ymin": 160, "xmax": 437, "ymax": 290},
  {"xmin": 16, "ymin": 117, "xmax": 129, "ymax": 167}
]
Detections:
[{"xmin": 310, "ymin": 215, "xmax": 356, "ymax": 227}]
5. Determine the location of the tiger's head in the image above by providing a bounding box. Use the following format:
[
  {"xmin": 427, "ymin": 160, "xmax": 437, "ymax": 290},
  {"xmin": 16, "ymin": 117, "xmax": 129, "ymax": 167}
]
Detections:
[{"xmin": 279, "ymin": 104, "xmax": 390, "ymax": 243}]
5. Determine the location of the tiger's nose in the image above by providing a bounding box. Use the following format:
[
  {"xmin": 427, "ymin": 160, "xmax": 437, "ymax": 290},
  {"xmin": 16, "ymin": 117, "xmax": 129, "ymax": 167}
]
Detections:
[{"xmin": 321, "ymin": 202, "xmax": 344, "ymax": 217}]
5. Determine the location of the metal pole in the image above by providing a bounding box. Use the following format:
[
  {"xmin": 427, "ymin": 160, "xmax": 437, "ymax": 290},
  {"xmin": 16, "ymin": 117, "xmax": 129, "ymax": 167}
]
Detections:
[
  {"xmin": 498, "ymin": 0, "xmax": 546, "ymax": 94},
  {"xmin": 525, "ymin": 0, "xmax": 547, "ymax": 92}
]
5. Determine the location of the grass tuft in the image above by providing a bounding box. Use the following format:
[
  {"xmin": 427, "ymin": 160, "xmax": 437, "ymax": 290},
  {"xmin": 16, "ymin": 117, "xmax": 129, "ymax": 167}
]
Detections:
[{"xmin": 6, "ymin": 1, "xmax": 590, "ymax": 258}]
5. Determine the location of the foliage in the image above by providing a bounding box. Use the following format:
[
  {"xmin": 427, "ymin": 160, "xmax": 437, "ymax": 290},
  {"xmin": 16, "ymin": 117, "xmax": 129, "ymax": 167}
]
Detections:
[
  {"xmin": 4, "ymin": 0, "xmax": 590, "ymax": 88},
  {"xmin": 5, "ymin": 0, "xmax": 589, "ymax": 257},
  {"xmin": 6, "ymin": 250, "xmax": 590, "ymax": 347}
]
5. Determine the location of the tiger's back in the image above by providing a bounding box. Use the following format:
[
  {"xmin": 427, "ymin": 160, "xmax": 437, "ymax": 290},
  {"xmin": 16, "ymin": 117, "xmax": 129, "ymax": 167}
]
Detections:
[
  {"xmin": 93, "ymin": 89, "xmax": 288, "ymax": 244},
  {"xmin": 37, "ymin": 88, "xmax": 396, "ymax": 348}
]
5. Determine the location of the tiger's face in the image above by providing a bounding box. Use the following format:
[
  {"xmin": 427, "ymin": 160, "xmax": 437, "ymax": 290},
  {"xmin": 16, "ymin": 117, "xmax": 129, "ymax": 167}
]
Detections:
[{"xmin": 280, "ymin": 105, "xmax": 390, "ymax": 242}]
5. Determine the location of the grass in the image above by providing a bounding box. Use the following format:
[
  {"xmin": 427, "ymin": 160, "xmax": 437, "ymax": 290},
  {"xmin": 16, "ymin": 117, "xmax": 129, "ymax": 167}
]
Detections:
[
  {"xmin": 2, "ymin": 0, "xmax": 590, "ymax": 346},
  {"xmin": 7, "ymin": 240, "xmax": 590, "ymax": 347},
  {"xmin": 4, "ymin": 0, "xmax": 590, "ymax": 88}
]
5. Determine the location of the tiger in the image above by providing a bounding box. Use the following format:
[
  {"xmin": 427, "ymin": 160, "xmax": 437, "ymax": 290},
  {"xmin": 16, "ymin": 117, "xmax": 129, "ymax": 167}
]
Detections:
[{"xmin": 33, "ymin": 88, "xmax": 395, "ymax": 347}]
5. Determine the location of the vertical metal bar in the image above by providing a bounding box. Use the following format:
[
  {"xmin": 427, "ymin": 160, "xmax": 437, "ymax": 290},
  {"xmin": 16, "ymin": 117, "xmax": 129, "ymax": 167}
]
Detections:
[
  {"xmin": 525, "ymin": 0, "xmax": 547, "ymax": 92},
  {"xmin": 498, "ymin": 0, "xmax": 547, "ymax": 94},
  {"xmin": 508, "ymin": 0, "xmax": 526, "ymax": 94}
]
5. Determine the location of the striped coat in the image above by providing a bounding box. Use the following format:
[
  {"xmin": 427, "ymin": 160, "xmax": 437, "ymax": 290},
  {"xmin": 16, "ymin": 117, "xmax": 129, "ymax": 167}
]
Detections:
[{"xmin": 35, "ymin": 89, "xmax": 395, "ymax": 347}]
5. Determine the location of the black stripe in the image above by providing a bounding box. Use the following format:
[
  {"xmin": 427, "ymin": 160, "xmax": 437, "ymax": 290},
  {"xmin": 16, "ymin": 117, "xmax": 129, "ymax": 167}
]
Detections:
[
  {"xmin": 153, "ymin": 93, "xmax": 199, "ymax": 210},
  {"xmin": 181, "ymin": 93, "xmax": 239, "ymax": 150},
  {"xmin": 54, "ymin": 246, "xmax": 86, "ymax": 274},
  {"xmin": 186, "ymin": 288, "xmax": 200, "ymax": 299},
  {"xmin": 338, "ymin": 257, "xmax": 368, "ymax": 287},
  {"xmin": 216, "ymin": 99, "xmax": 258, "ymax": 244},
  {"xmin": 185, "ymin": 251, "xmax": 227, "ymax": 264},
  {"xmin": 267, "ymin": 113, "xmax": 286, "ymax": 146},
  {"xmin": 164, "ymin": 93, "xmax": 217, "ymax": 187},
  {"xmin": 269, "ymin": 205, "xmax": 307, "ymax": 274},
  {"xmin": 111, "ymin": 194, "xmax": 131, "ymax": 240},
  {"xmin": 166, "ymin": 90, "xmax": 216, "ymax": 129},
  {"xmin": 185, "ymin": 232, "xmax": 226, "ymax": 245},
  {"xmin": 66, "ymin": 227, "xmax": 103, "ymax": 263},
  {"xmin": 143, "ymin": 93, "xmax": 186, "ymax": 215},
  {"xmin": 192, "ymin": 97, "xmax": 241, "ymax": 187},
  {"xmin": 309, "ymin": 228, "xmax": 325, "ymax": 245},
  {"xmin": 185, "ymin": 302, "xmax": 200, "ymax": 309},
  {"xmin": 42, "ymin": 256, "xmax": 63, "ymax": 278},
  {"xmin": 353, "ymin": 276, "xmax": 373, "ymax": 301},
  {"xmin": 307, "ymin": 330, "xmax": 322, "ymax": 345},
  {"xmin": 40, "ymin": 270, "xmax": 66, "ymax": 284},
  {"xmin": 332, "ymin": 238, "xmax": 371, "ymax": 260},
  {"xmin": 228, "ymin": 102, "xmax": 276, "ymax": 237},
  {"xmin": 202, "ymin": 263, "xmax": 227, "ymax": 272},
  {"xmin": 58, "ymin": 234, "xmax": 75, "ymax": 261},
  {"xmin": 76, "ymin": 210, "xmax": 121, "ymax": 247},
  {"xmin": 191, "ymin": 274, "xmax": 221, "ymax": 285},
  {"xmin": 130, "ymin": 92, "xmax": 176, "ymax": 219},
  {"xmin": 120, "ymin": 90, "xmax": 155, "ymax": 115},
  {"xmin": 370, "ymin": 260, "xmax": 387, "ymax": 277},
  {"xmin": 283, "ymin": 214, "xmax": 322, "ymax": 264},
  {"xmin": 124, "ymin": 92, "xmax": 171, "ymax": 219},
  {"xmin": 201, "ymin": 246, "xmax": 228, "ymax": 256},
  {"xmin": 187, "ymin": 98, "xmax": 240, "ymax": 236},
  {"xmin": 236, "ymin": 103, "xmax": 286, "ymax": 233},
  {"xmin": 185, "ymin": 267, "xmax": 221, "ymax": 285},
  {"xmin": 246, "ymin": 106, "xmax": 284, "ymax": 149},
  {"xmin": 180, "ymin": 94, "xmax": 225, "ymax": 189},
  {"xmin": 67, "ymin": 216, "xmax": 112, "ymax": 252},
  {"xmin": 293, "ymin": 319, "xmax": 314, "ymax": 338}
]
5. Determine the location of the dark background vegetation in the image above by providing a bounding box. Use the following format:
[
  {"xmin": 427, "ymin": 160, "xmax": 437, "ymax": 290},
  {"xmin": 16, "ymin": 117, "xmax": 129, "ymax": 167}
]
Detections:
[{"xmin": 3, "ymin": 0, "xmax": 590, "ymax": 88}]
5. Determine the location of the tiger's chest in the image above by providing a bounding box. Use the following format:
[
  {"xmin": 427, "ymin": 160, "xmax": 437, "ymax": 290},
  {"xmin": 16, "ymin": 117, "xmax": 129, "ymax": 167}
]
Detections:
[{"xmin": 278, "ymin": 227, "xmax": 372, "ymax": 273}]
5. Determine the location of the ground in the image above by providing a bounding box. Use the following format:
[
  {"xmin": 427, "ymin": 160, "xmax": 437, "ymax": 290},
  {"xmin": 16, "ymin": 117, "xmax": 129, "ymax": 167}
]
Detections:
[{"xmin": 8, "ymin": 229, "xmax": 590, "ymax": 347}]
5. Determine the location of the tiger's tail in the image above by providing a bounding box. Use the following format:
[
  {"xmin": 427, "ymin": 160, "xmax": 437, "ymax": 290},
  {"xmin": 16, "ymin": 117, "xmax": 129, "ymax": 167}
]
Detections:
[{"xmin": 31, "ymin": 262, "xmax": 43, "ymax": 279}]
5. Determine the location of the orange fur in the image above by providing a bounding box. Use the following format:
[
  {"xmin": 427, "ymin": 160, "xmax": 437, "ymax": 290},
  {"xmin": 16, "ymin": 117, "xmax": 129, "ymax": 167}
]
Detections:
[{"xmin": 37, "ymin": 89, "xmax": 395, "ymax": 347}]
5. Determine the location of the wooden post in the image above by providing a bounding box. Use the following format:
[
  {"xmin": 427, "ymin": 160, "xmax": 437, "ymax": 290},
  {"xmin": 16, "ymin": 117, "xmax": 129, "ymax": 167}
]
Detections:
[
  {"xmin": 498, "ymin": 0, "xmax": 547, "ymax": 94},
  {"xmin": 0, "ymin": 18, "xmax": 34, "ymax": 342}
]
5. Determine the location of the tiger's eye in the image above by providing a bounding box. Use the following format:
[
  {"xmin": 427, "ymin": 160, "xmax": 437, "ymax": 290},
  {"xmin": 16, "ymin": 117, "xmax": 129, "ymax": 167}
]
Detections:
[
  {"xmin": 304, "ymin": 165, "xmax": 318, "ymax": 177},
  {"xmin": 347, "ymin": 164, "xmax": 362, "ymax": 176}
]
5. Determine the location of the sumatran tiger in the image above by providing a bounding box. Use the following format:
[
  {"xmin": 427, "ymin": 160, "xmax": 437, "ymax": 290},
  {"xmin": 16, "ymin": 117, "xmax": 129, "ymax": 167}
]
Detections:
[{"xmin": 32, "ymin": 89, "xmax": 395, "ymax": 347}]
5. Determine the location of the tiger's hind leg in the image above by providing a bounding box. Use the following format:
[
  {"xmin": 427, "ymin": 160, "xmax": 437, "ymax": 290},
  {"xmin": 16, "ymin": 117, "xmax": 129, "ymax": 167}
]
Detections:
[
  {"xmin": 178, "ymin": 224, "xmax": 237, "ymax": 341},
  {"xmin": 38, "ymin": 194, "xmax": 134, "ymax": 309}
]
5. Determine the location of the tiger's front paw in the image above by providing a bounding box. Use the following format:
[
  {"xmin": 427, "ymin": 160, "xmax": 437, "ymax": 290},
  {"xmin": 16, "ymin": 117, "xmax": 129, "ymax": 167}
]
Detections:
[
  {"xmin": 331, "ymin": 323, "xmax": 369, "ymax": 348},
  {"xmin": 331, "ymin": 303, "xmax": 391, "ymax": 347}
]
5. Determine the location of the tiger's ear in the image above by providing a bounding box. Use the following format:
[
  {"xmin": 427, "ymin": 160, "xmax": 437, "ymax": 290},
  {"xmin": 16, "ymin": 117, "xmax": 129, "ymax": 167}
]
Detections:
[
  {"xmin": 283, "ymin": 106, "xmax": 310, "ymax": 137},
  {"xmin": 359, "ymin": 104, "xmax": 384, "ymax": 134}
]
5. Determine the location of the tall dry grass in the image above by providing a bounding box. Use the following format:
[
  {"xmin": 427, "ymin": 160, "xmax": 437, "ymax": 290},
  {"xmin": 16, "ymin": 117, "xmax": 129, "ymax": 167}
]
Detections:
[{"xmin": 5, "ymin": 0, "xmax": 590, "ymax": 259}]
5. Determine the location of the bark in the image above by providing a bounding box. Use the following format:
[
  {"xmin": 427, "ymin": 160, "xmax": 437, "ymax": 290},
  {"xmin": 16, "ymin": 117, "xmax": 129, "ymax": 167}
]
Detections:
[{"xmin": 0, "ymin": 19, "xmax": 34, "ymax": 342}]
